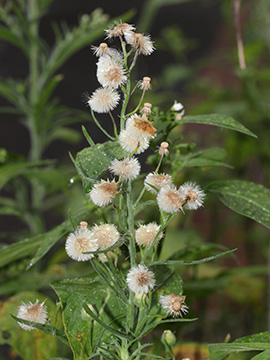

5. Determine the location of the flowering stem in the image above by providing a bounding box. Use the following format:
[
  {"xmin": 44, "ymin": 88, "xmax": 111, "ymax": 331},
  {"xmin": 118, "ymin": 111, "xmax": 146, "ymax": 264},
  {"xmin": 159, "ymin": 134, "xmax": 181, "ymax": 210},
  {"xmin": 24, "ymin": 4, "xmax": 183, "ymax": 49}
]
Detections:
[
  {"xmin": 125, "ymin": 89, "xmax": 146, "ymax": 118},
  {"xmin": 109, "ymin": 111, "xmax": 118, "ymax": 138},
  {"xmin": 143, "ymin": 213, "xmax": 176, "ymax": 263},
  {"xmin": 90, "ymin": 108, "xmax": 115, "ymax": 140},
  {"xmin": 127, "ymin": 180, "xmax": 136, "ymax": 267},
  {"xmin": 133, "ymin": 187, "xmax": 146, "ymax": 209},
  {"xmin": 155, "ymin": 154, "xmax": 164, "ymax": 173}
]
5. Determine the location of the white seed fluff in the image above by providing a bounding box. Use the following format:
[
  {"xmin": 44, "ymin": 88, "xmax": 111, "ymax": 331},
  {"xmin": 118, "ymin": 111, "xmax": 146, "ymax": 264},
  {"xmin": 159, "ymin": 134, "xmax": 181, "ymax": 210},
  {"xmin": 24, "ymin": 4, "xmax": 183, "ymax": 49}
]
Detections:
[
  {"xmin": 119, "ymin": 130, "xmax": 150, "ymax": 154},
  {"xmin": 97, "ymin": 55, "xmax": 127, "ymax": 89},
  {"xmin": 125, "ymin": 32, "xmax": 155, "ymax": 56},
  {"xmin": 89, "ymin": 223, "xmax": 120, "ymax": 250},
  {"xmin": 88, "ymin": 87, "xmax": 120, "ymax": 113},
  {"xmin": 160, "ymin": 294, "xmax": 188, "ymax": 318},
  {"xmin": 126, "ymin": 264, "xmax": 155, "ymax": 294},
  {"xmin": 125, "ymin": 114, "xmax": 156, "ymax": 141},
  {"xmin": 65, "ymin": 227, "xmax": 98, "ymax": 261},
  {"xmin": 135, "ymin": 223, "xmax": 163, "ymax": 248},
  {"xmin": 179, "ymin": 182, "xmax": 205, "ymax": 210},
  {"xmin": 109, "ymin": 157, "xmax": 141, "ymax": 180},
  {"xmin": 157, "ymin": 185, "xmax": 184, "ymax": 213},
  {"xmin": 144, "ymin": 173, "xmax": 172, "ymax": 194},
  {"xmin": 17, "ymin": 300, "xmax": 47, "ymax": 331},
  {"xmin": 89, "ymin": 179, "xmax": 119, "ymax": 207}
]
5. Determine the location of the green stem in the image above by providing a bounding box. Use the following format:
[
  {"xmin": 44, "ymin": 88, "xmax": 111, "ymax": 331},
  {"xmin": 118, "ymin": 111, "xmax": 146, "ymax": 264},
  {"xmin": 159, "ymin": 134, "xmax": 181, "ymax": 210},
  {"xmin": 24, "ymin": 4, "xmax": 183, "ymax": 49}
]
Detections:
[
  {"xmin": 109, "ymin": 111, "xmax": 118, "ymax": 138},
  {"xmin": 90, "ymin": 108, "xmax": 115, "ymax": 140},
  {"xmin": 127, "ymin": 180, "xmax": 136, "ymax": 266}
]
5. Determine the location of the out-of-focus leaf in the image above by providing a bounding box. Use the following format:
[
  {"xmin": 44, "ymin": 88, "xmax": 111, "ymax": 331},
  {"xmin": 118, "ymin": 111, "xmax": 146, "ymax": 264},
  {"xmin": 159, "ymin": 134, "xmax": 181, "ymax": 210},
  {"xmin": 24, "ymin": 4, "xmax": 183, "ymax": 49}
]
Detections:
[
  {"xmin": 0, "ymin": 25, "xmax": 28, "ymax": 55},
  {"xmin": 46, "ymin": 127, "xmax": 81, "ymax": 145},
  {"xmin": 0, "ymin": 160, "xmax": 53, "ymax": 190},
  {"xmin": 251, "ymin": 350, "xmax": 270, "ymax": 359},
  {"xmin": 206, "ymin": 180, "xmax": 270, "ymax": 229},
  {"xmin": 52, "ymin": 273, "xmax": 127, "ymax": 359},
  {"xmin": 180, "ymin": 114, "xmax": 257, "ymax": 138},
  {"xmin": 0, "ymin": 292, "xmax": 59, "ymax": 360}
]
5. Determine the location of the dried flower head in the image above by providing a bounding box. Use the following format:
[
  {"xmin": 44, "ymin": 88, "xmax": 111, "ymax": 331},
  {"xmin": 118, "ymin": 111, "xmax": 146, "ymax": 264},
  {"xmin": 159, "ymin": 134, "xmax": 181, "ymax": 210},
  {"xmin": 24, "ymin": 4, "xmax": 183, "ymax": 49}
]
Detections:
[
  {"xmin": 135, "ymin": 223, "xmax": 163, "ymax": 248},
  {"xmin": 119, "ymin": 130, "xmax": 150, "ymax": 154},
  {"xmin": 125, "ymin": 32, "xmax": 155, "ymax": 55},
  {"xmin": 158, "ymin": 141, "xmax": 169, "ymax": 157},
  {"xmin": 179, "ymin": 182, "xmax": 205, "ymax": 210},
  {"xmin": 157, "ymin": 185, "xmax": 184, "ymax": 213},
  {"xmin": 140, "ymin": 102, "xmax": 152, "ymax": 116},
  {"xmin": 140, "ymin": 76, "xmax": 151, "ymax": 90},
  {"xmin": 91, "ymin": 43, "xmax": 110, "ymax": 57},
  {"xmin": 88, "ymin": 87, "xmax": 120, "ymax": 113},
  {"xmin": 97, "ymin": 55, "xmax": 127, "ymax": 88},
  {"xmin": 105, "ymin": 22, "xmax": 135, "ymax": 38},
  {"xmin": 109, "ymin": 157, "xmax": 141, "ymax": 180},
  {"xmin": 126, "ymin": 114, "xmax": 157, "ymax": 141},
  {"xmin": 160, "ymin": 294, "xmax": 188, "ymax": 318},
  {"xmin": 65, "ymin": 223, "xmax": 99, "ymax": 261},
  {"xmin": 17, "ymin": 300, "xmax": 47, "ymax": 330},
  {"xmin": 127, "ymin": 264, "xmax": 155, "ymax": 294},
  {"xmin": 89, "ymin": 179, "xmax": 119, "ymax": 207},
  {"xmin": 89, "ymin": 223, "xmax": 120, "ymax": 250},
  {"xmin": 144, "ymin": 173, "xmax": 172, "ymax": 194}
]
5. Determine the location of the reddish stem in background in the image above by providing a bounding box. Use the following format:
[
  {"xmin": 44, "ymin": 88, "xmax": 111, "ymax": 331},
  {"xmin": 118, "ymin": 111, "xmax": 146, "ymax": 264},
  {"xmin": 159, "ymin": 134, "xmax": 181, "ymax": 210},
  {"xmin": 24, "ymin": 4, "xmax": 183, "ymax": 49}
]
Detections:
[{"xmin": 233, "ymin": 0, "xmax": 246, "ymax": 69}]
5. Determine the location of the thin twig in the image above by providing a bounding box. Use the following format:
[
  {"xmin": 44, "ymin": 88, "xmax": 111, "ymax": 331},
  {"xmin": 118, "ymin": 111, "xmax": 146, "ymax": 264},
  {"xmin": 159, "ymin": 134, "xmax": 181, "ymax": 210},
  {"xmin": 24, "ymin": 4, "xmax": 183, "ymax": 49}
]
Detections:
[{"xmin": 233, "ymin": 0, "xmax": 246, "ymax": 69}]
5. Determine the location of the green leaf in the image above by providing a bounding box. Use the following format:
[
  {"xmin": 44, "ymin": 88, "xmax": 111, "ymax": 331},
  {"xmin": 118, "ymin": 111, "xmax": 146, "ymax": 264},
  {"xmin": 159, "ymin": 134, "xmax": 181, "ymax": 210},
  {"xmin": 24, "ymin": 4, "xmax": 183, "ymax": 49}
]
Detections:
[
  {"xmin": 251, "ymin": 350, "xmax": 270, "ymax": 359},
  {"xmin": 52, "ymin": 273, "xmax": 127, "ymax": 359},
  {"xmin": 75, "ymin": 141, "xmax": 126, "ymax": 192},
  {"xmin": 0, "ymin": 25, "xmax": 28, "ymax": 55},
  {"xmin": 0, "ymin": 160, "xmax": 53, "ymax": 190},
  {"xmin": 151, "ymin": 249, "xmax": 237, "ymax": 266},
  {"xmin": 206, "ymin": 180, "xmax": 270, "ymax": 229},
  {"xmin": 208, "ymin": 343, "xmax": 270, "ymax": 360},
  {"xmin": 180, "ymin": 114, "xmax": 257, "ymax": 138}
]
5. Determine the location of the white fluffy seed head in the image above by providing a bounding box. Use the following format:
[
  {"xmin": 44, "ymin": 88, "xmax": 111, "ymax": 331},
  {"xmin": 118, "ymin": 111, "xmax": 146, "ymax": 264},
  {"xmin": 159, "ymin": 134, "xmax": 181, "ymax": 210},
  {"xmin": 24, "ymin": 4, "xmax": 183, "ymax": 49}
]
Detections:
[
  {"xmin": 88, "ymin": 87, "xmax": 120, "ymax": 113},
  {"xmin": 135, "ymin": 223, "xmax": 163, "ymax": 248},
  {"xmin": 65, "ymin": 227, "xmax": 98, "ymax": 261},
  {"xmin": 89, "ymin": 179, "xmax": 119, "ymax": 207},
  {"xmin": 89, "ymin": 223, "xmax": 120, "ymax": 250},
  {"xmin": 157, "ymin": 185, "xmax": 184, "ymax": 213},
  {"xmin": 97, "ymin": 55, "xmax": 127, "ymax": 88},
  {"xmin": 125, "ymin": 114, "xmax": 156, "ymax": 141},
  {"xmin": 179, "ymin": 182, "xmax": 205, "ymax": 210},
  {"xmin": 119, "ymin": 130, "xmax": 150, "ymax": 154},
  {"xmin": 105, "ymin": 22, "xmax": 135, "ymax": 38},
  {"xmin": 160, "ymin": 294, "xmax": 188, "ymax": 318},
  {"xmin": 144, "ymin": 173, "xmax": 172, "ymax": 194},
  {"xmin": 126, "ymin": 264, "xmax": 155, "ymax": 294},
  {"xmin": 109, "ymin": 157, "xmax": 141, "ymax": 180},
  {"xmin": 125, "ymin": 32, "xmax": 155, "ymax": 56},
  {"xmin": 17, "ymin": 300, "xmax": 47, "ymax": 331}
]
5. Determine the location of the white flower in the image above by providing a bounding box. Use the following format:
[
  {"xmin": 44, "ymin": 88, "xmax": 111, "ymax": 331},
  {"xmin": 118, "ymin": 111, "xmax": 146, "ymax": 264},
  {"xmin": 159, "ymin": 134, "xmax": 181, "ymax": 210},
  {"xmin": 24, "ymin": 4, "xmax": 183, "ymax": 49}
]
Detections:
[
  {"xmin": 126, "ymin": 264, "xmax": 155, "ymax": 294},
  {"xmin": 119, "ymin": 130, "xmax": 150, "ymax": 154},
  {"xmin": 125, "ymin": 32, "xmax": 155, "ymax": 55},
  {"xmin": 179, "ymin": 182, "xmax": 205, "ymax": 210},
  {"xmin": 17, "ymin": 300, "xmax": 47, "ymax": 330},
  {"xmin": 144, "ymin": 173, "xmax": 172, "ymax": 194},
  {"xmin": 126, "ymin": 114, "xmax": 156, "ymax": 141},
  {"xmin": 135, "ymin": 223, "xmax": 163, "ymax": 248},
  {"xmin": 171, "ymin": 101, "xmax": 185, "ymax": 116},
  {"xmin": 65, "ymin": 226, "xmax": 98, "ymax": 261},
  {"xmin": 160, "ymin": 294, "xmax": 188, "ymax": 318},
  {"xmin": 97, "ymin": 55, "xmax": 127, "ymax": 89},
  {"xmin": 88, "ymin": 87, "xmax": 120, "ymax": 113},
  {"xmin": 89, "ymin": 179, "xmax": 119, "ymax": 207},
  {"xmin": 157, "ymin": 185, "xmax": 183, "ymax": 213},
  {"xmin": 109, "ymin": 157, "xmax": 141, "ymax": 180},
  {"xmin": 105, "ymin": 22, "xmax": 135, "ymax": 38},
  {"xmin": 89, "ymin": 223, "xmax": 120, "ymax": 250}
]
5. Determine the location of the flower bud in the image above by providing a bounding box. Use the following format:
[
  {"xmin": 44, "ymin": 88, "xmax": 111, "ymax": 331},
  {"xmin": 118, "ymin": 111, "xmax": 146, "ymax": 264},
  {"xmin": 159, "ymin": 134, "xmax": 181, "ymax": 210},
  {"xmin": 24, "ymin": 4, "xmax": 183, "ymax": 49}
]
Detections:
[
  {"xmin": 161, "ymin": 330, "xmax": 176, "ymax": 346},
  {"xmin": 134, "ymin": 292, "xmax": 147, "ymax": 307}
]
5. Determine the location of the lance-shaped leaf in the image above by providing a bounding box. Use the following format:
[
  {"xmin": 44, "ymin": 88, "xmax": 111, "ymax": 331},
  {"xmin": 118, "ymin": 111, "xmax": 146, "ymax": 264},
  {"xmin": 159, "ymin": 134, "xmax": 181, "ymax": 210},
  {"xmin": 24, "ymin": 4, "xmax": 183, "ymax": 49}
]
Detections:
[
  {"xmin": 206, "ymin": 180, "xmax": 270, "ymax": 229},
  {"xmin": 52, "ymin": 273, "xmax": 127, "ymax": 359},
  {"xmin": 180, "ymin": 114, "xmax": 257, "ymax": 138}
]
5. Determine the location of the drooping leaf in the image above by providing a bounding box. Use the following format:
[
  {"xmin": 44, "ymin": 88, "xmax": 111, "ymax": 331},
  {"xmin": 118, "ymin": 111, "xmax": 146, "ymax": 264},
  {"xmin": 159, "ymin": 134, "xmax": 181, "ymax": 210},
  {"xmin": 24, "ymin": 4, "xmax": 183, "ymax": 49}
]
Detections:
[
  {"xmin": 180, "ymin": 114, "xmax": 257, "ymax": 138},
  {"xmin": 51, "ymin": 273, "xmax": 127, "ymax": 359},
  {"xmin": 206, "ymin": 180, "xmax": 270, "ymax": 229},
  {"xmin": 251, "ymin": 350, "xmax": 270, "ymax": 359}
]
